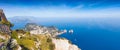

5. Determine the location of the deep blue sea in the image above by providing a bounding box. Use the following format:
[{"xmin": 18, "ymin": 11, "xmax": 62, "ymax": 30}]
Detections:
[{"xmin": 10, "ymin": 17, "xmax": 120, "ymax": 50}]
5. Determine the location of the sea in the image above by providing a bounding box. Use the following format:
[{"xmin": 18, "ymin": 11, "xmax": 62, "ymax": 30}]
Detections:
[{"xmin": 10, "ymin": 17, "xmax": 120, "ymax": 50}]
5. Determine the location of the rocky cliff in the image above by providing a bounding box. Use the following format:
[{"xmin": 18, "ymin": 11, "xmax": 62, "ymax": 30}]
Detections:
[
  {"xmin": 0, "ymin": 9, "xmax": 81, "ymax": 50},
  {"xmin": 0, "ymin": 9, "xmax": 12, "ymax": 50}
]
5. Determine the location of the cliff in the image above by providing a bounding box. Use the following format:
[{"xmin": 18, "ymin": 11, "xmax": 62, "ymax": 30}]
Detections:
[
  {"xmin": 0, "ymin": 9, "xmax": 8, "ymax": 22},
  {"xmin": 0, "ymin": 9, "xmax": 81, "ymax": 50},
  {"xmin": 52, "ymin": 38, "xmax": 80, "ymax": 50},
  {"xmin": 0, "ymin": 9, "xmax": 12, "ymax": 49}
]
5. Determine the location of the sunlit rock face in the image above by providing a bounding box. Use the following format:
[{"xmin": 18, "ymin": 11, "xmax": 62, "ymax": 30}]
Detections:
[
  {"xmin": 0, "ymin": 9, "xmax": 8, "ymax": 23},
  {"xmin": 52, "ymin": 38, "xmax": 81, "ymax": 50},
  {"xmin": 0, "ymin": 24, "xmax": 11, "ymax": 34},
  {"xmin": 0, "ymin": 9, "xmax": 11, "ymax": 34}
]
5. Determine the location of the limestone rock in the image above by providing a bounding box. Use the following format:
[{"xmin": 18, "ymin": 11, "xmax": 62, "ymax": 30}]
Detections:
[{"xmin": 52, "ymin": 38, "xmax": 81, "ymax": 50}]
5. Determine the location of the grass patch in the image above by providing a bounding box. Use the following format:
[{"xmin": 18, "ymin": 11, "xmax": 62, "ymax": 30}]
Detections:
[{"xmin": 11, "ymin": 30, "xmax": 55, "ymax": 50}]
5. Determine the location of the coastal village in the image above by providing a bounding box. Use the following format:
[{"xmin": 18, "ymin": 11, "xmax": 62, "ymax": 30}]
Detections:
[{"xmin": 0, "ymin": 9, "xmax": 80, "ymax": 50}]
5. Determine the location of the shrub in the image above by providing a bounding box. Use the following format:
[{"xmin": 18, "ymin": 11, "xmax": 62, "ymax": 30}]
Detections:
[
  {"xmin": 1, "ymin": 20, "xmax": 14, "ymax": 27},
  {"xmin": 11, "ymin": 31, "xmax": 18, "ymax": 39}
]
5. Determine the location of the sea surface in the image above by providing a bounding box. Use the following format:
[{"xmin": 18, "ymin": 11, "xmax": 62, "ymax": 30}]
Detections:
[{"xmin": 10, "ymin": 17, "xmax": 120, "ymax": 50}]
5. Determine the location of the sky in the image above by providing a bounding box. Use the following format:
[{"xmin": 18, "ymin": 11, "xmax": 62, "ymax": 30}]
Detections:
[{"xmin": 0, "ymin": 0, "xmax": 120, "ymax": 17}]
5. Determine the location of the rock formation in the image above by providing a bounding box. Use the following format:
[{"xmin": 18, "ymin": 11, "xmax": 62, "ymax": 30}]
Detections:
[
  {"xmin": 52, "ymin": 38, "xmax": 80, "ymax": 50},
  {"xmin": 0, "ymin": 9, "xmax": 8, "ymax": 22},
  {"xmin": 0, "ymin": 9, "xmax": 11, "ymax": 49}
]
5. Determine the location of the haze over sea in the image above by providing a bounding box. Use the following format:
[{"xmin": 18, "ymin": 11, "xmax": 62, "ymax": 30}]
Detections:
[{"xmin": 9, "ymin": 16, "xmax": 120, "ymax": 50}]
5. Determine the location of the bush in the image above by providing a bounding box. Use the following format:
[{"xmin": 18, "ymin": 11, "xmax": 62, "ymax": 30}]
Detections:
[
  {"xmin": 11, "ymin": 31, "xmax": 18, "ymax": 39},
  {"xmin": 19, "ymin": 39, "xmax": 35, "ymax": 49},
  {"xmin": 1, "ymin": 20, "xmax": 14, "ymax": 27}
]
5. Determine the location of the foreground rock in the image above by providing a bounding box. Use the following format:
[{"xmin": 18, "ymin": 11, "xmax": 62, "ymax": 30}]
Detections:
[{"xmin": 52, "ymin": 38, "xmax": 80, "ymax": 50}]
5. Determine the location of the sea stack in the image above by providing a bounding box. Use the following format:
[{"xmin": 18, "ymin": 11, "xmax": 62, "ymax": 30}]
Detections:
[{"xmin": 69, "ymin": 29, "xmax": 74, "ymax": 33}]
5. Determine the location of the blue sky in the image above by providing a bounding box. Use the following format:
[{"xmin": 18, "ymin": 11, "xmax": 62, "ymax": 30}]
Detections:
[{"xmin": 0, "ymin": 0, "xmax": 120, "ymax": 17}]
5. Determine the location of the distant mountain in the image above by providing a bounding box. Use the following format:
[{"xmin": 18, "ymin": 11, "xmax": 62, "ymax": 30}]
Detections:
[
  {"xmin": 8, "ymin": 16, "xmax": 120, "ymax": 32},
  {"xmin": 8, "ymin": 16, "xmax": 42, "ymax": 29},
  {"xmin": 8, "ymin": 16, "xmax": 39, "ymax": 23},
  {"xmin": 7, "ymin": 16, "xmax": 73, "ymax": 29}
]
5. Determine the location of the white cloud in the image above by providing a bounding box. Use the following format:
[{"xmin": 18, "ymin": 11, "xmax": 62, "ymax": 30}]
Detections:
[{"xmin": 0, "ymin": 5, "xmax": 120, "ymax": 18}]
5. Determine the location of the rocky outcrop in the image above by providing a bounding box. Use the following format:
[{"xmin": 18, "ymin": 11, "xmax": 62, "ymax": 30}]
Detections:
[
  {"xmin": 52, "ymin": 38, "xmax": 81, "ymax": 50},
  {"xmin": 0, "ymin": 9, "xmax": 11, "ymax": 34},
  {"xmin": 0, "ymin": 24, "xmax": 11, "ymax": 34},
  {"xmin": 0, "ymin": 9, "xmax": 11, "ymax": 50},
  {"xmin": 0, "ymin": 9, "xmax": 8, "ymax": 22}
]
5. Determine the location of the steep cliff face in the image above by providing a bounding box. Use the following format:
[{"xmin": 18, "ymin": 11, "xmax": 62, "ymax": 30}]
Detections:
[
  {"xmin": 0, "ymin": 9, "xmax": 8, "ymax": 22},
  {"xmin": 0, "ymin": 9, "xmax": 11, "ymax": 50},
  {"xmin": 0, "ymin": 9, "xmax": 11, "ymax": 35},
  {"xmin": 52, "ymin": 38, "xmax": 80, "ymax": 50}
]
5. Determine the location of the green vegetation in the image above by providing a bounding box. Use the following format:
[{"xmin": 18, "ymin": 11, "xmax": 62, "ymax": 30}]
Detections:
[
  {"xmin": 33, "ymin": 34, "xmax": 55, "ymax": 50},
  {"xmin": 0, "ymin": 32, "xmax": 10, "ymax": 50},
  {"xmin": 0, "ymin": 32, "xmax": 6, "ymax": 35},
  {"xmin": 0, "ymin": 20, "xmax": 14, "ymax": 27},
  {"xmin": 0, "ymin": 32, "xmax": 10, "ymax": 42},
  {"xmin": 11, "ymin": 31, "xmax": 18, "ymax": 40},
  {"xmin": 11, "ymin": 30, "xmax": 55, "ymax": 50},
  {"xmin": 0, "ymin": 38, "xmax": 5, "ymax": 42},
  {"xmin": 18, "ymin": 39, "xmax": 35, "ymax": 50},
  {"xmin": 1, "ymin": 46, "xmax": 7, "ymax": 50}
]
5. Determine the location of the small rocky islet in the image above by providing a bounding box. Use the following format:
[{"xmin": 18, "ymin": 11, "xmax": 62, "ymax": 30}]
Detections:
[{"xmin": 0, "ymin": 9, "xmax": 80, "ymax": 50}]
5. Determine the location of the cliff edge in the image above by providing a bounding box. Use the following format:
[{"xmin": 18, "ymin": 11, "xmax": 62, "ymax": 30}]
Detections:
[{"xmin": 0, "ymin": 9, "xmax": 81, "ymax": 50}]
